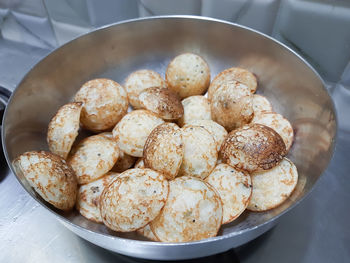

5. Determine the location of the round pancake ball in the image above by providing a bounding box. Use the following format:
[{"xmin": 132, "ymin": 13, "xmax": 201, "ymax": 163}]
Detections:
[
  {"xmin": 47, "ymin": 102, "xmax": 83, "ymax": 159},
  {"xmin": 179, "ymin": 125, "xmax": 217, "ymax": 179},
  {"xmin": 125, "ymin": 69, "xmax": 166, "ymax": 109},
  {"xmin": 208, "ymin": 67, "xmax": 257, "ymax": 101},
  {"xmin": 220, "ymin": 124, "xmax": 286, "ymax": 173},
  {"xmin": 74, "ymin": 78, "xmax": 128, "ymax": 132},
  {"xmin": 139, "ymin": 87, "xmax": 184, "ymax": 120},
  {"xmin": 76, "ymin": 172, "xmax": 119, "ymax": 222},
  {"xmin": 150, "ymin": 176, "xmax": 222, "ymax": 242},
  {"xmin": 211, "ymin": 81, "xmax": 253, "ymax": 131},
  {"xmin": 247, "ymin": 158, "xmax": 298, "ymax": 211},
  {"xmin": 184, "ymin": 119, "xmax": 228, "ymax": 152},
  {"xmin": 98, "ymin": 132, "xmax": 136, "ymax": 172},
  {"xmin": 112, "ymin": 110, "xmax": 164, "ymax": 157},
  {"xmin": 178, "ymin": 95, "xmax": 211, "ymax": 127},
  {"xmin": 252, "ymin": 94, "xmax": 273, "ymax": 115},
  {"xmin": 252, "ymin": 112, "xmax": 294, "ymax": 152},
  {"xmin": 205, "ymin": 164, "xmax": 251, "ymax": 224},
  {"xmin": 13, "ymin": 151, "xmax": 77, "ymax": 211},
  {"xmin": 100, "ymin": 168, "xmax": 168, "ymax": 232},
  {"xmin": 68, "ymin": 134, "xmax": 120, "ymax": 184},
  {"xmin": 143, "ymin": 123, "xmax": 183, "ymax": 180},
  {"xmin": 166, "ymin": 53, "xmax": 210, "ymax": 99}
]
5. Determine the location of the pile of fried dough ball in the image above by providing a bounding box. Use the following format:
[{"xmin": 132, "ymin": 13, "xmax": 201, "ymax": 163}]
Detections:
[{"xmin": 14, "ymin": 53, "xmax": 298, "ymax": 242}]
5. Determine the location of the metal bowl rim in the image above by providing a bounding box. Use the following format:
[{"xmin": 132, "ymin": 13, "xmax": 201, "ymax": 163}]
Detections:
[{"xmin": 1, "ymin": 15, "xmax": 338, "ymax": 247}]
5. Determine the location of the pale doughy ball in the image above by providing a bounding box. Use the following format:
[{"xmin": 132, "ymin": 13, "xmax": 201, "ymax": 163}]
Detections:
[
  {"xmin": 112, "ymin": 110, "xmax": 164, "ymax": 157},
  {"xmin": 208, "ymin": 67, "xmax": 257, "ymax": 101},
  {"xmin": 125, "ymin": 69, "xmax": 166, "ymax": 109},
  {"xmin": 247, "ymin": 158, "xmax": 298, "ymax": 211},
  {"xmin": 150, "ymin": 176, "xmax": 222, "ymax": 242},
  {"xmin": 166, "ymin": 53, "xmax": 210, "ymax": 98},
  {"xmin": 178, "ymin": 125, "xmax": 217, "ymax": 179},
  {"xmin": 100, "ymin": 168, "xmax": 168, "ymax": 232},
  {"xmin": 76, "ymin": 172, "xmax": 119, "ymax": 222},
  {"xmin": 205, "ymin": 164, "xmax": 252, "ymax": 224},
  {"xmin": 252, "ymin": 94, "xmax": 273, "ymax": 115},
  {"xmin": 178, "ymin": 95, "xmax": 211, "ymax": 127},
  {"xmin": 211, "ymin": 81, "xmax": 253, "ymax": 131},
  {"xmin": 98, "ymin": 132, "xmax": 136, "ymax": 172},
  {"xmin": 144, "ymin": 123, "xmax": 183, "ymax": 180},
  {"xmin": 13, "ymin": 151, "xmax": 77, "ymax": 211},
  {"xmin": 47, "ymin": 102, "xmax": 82, "ymax": 159},
  {"xmin": 68, "ymin": 134, "xmax": 119, "ymax": 184},
  {"xmin": 220, "ymin": 124, "xmax": 286, "ymax": 173},
  {"xmin": 185, "ymin": 119, "xmax": 228, "ymax": 152},
  {"xmin": 252, "ymin": 112, "xmax": 294, "ymax": 152},
  {"xmin": 139, "ymin": 87, "xmax": 184, "ymax": 120},
  {"xmin": 74, "ymin": 78, "xmax": 128, "ymax": 132}
]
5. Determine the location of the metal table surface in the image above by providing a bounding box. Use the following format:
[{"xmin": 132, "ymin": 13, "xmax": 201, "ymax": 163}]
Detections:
[{"xmin": 0, "ymin": 38, "xmax": 349, "ymax": 263}]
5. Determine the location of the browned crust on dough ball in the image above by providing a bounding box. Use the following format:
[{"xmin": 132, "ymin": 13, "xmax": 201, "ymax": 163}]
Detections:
[
  {"xmin": 139, "ymin": 87, "xmax": 184, "ymax": 120},
  {"xmin": 143, "ymin": 123, "xmax": 183, "ymax": 180},
  {"xmin": 14, "ymin": 151, "xmax": 77, "ymax": 211},
  {"xmin": 220, "ymin": 124, "xmax": 286, "ymax": 172},
  {"xmin": 208, "ymin": 67, "xmax": 257, "ymax": 101}
]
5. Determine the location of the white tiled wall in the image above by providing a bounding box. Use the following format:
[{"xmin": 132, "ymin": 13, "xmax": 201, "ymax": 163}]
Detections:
[
  {"xmin": 0, "ymin": 0, "xmax": 349, "ymax": 84},
  {"xmin": 201, "ymin": 0, "xmax": 281, "ymax": 35},
  {"xmin": 273, "ymin": 0, "xmax": 350, "ymax": 83},
  {"xmin": 138, "ymin": 0, "xmax": 202, "ymax": 16}
]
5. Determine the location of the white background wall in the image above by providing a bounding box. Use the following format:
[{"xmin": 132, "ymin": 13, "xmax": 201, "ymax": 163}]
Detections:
[{"xmin": 0, "ymin": 0, "xmax": 349, "ymax": 124}]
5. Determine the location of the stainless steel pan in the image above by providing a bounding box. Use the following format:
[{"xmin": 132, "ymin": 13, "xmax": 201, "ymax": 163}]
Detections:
[{"xmin": 1, "ymin": 16, "xmax": 337, "ymax": 260}]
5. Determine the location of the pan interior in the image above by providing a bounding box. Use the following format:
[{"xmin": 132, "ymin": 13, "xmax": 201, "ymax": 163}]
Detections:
[{"xmin": 3, "ymin": 17, "xmax": 336, "ymax": 241}]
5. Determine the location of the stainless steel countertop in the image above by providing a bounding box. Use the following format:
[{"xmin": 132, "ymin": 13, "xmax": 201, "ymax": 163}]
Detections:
[{"xmin": 1, "ymin": 38, "xmax": 349, "ymax": 263}]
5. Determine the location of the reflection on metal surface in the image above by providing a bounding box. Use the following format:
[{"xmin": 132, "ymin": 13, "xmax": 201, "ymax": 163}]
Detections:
[
  {"xmin": 118, "ymin": 247, "xmax": 240, "ymax": 263},
  {"xmin": 1, "ymin": 17, "xmax": 336, "ymax": 260},
  {"xmin": 0, "ymin": 12, "xmax": 348, "ymax": 262}
]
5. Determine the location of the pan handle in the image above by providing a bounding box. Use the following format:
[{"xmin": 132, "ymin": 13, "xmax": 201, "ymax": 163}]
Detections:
[{"xmin": 0, "ymin": 86, "xmax": 12, "ymax": 126}]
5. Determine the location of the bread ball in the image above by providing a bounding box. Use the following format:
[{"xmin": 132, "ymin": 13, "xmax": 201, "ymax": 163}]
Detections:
[
  {"xmin": 252, "ymin": 94, "xmax": 273, "ymax": 115},
  {"xmin": 111, "ymin": 151, "xmax": 136, "ymax": 173},
  {"xmin": 74, "ymin": 78, "xmax": 128, "ymax": 132},
  {"xmin": 208, "ymin": 67, "xmax": 257, "ymax": 101},
  {"xmin": 150, "ymin": 176, "xmax": 222, "ymax": 242},
  {"xmin": 47, "ymin": 102, "xmax": 82, "ymax": 159},
  {"xmin": 184, "ymin": 119, "xmax": 227, "ymax": 152},
  {"xmin": 220, "ymin": 124, "xmax": 286, "ymax": 172},
  {"xmin": 144, "ymin": 123, "xmax": 183, "ymax": 180},
  {"xmin": 247, "ymin": 158, "xmax": 298, "ymax": 211},
  {"xmin": 68, "ymin": 134, "xmax": 119, "ymax": 184},
  {"xmin": 125, "ymin": 69, "xmax": 166, "ymax": 109},
  {"xmin": 13, "ymin": 151, "xmax": 77, "ymax": 210},
  {"xmin": 98, "ymin": 132, "xmax": 136, "ymax": 172},
  {"xmin": 139, "ymin": 87, "xmax": 183, "ymax": 120},
  {"xmin": 100, "ymin": 168, "xmax": 168, "ymax": 232},
  {"xmin": 205, "ymin": 164, "xmax": 251, "ymax": 224},
  {"xmin": 76, "ymin": 172, "xmax": 119, "ymax": 222},
  {"xmin": 166, "ymin": 53, "xmax": 210, "ymax": 98},
  {"xmin": 252, "ymin": 112, "xmax": 294, "ymax": 152},
  {"xmin": 178, "ymin": 95, "xmax": 211, "ymax": 127},
  {"xmin": 211, "ymin": 81, "xmax": 253, "ymax": 131},
  {"xmin": 112, "ymin": 110, "xmax": 164, "ymax": 157},
  {"xmin": 178, "ymin": 125, "xmax": 217, "ymax": 179}
]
